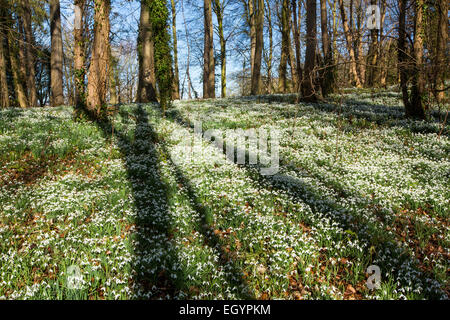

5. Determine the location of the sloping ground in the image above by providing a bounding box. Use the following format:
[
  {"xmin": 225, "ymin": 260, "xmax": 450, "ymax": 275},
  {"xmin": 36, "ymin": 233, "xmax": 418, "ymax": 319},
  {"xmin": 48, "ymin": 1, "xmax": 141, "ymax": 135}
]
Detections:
[{"xmin": 0, "ymin": 92, "xmax": 448, "ymax": 299}]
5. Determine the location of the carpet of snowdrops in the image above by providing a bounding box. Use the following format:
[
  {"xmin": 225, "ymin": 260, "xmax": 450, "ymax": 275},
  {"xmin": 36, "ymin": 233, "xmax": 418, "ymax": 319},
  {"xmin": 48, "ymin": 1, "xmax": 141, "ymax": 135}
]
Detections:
[{"xmin": 0, "ymin": 90, "xmax": 448, "ymax": 300}]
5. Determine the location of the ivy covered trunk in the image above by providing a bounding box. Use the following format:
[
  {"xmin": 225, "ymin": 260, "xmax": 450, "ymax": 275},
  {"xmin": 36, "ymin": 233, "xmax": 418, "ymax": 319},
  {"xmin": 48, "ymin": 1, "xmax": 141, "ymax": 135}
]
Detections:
[
  {"xmin": 73, "ymin": 0, "xmax": 86, "ymax": 118},
  {"xmin": 149, "ymin": 0, "xmax": 173, "ymax": 112},
  {"xmin": 137, "ymin": 0, "xmax": 157, "ymax": 103}
]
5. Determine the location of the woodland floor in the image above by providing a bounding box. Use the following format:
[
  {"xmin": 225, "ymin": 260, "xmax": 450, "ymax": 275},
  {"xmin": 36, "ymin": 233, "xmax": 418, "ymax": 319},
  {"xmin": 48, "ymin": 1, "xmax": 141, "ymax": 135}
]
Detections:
[{"xmin": 0, "ymin": 89, "xmax": 449, "ymax": 299}]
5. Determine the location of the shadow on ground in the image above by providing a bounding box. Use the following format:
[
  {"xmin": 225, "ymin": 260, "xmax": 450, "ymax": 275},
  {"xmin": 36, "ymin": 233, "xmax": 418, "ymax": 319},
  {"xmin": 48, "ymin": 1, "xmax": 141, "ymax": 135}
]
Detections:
[
  {"xmin": 95, "ymin": 105, "xmax": 252, "ymax": 299},
  {"xmin": 165, "ymin": 106, "xmax": 448, "ymax": 300}
]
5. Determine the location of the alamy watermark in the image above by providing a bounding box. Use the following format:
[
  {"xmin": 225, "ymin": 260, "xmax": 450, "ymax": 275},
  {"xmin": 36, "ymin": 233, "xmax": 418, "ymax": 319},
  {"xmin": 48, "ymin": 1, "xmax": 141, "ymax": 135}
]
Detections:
[
  {"xmin": 170, "ymin": 121, "xmax": 280, "ymax": 175},
  {"xmin": 366, "ymin": 265, "xmax": 381, "ymax": 290},
  {"xmin": 366, "ymin": 5, "xmax": 381, "ymax": 30},
  {"xmin": 342, "ymin": 0, "xmax": 381, "ymax": 30},
  {"xmin": 66, "ymin": 265, "xmax": 84, "ymax": 290}
]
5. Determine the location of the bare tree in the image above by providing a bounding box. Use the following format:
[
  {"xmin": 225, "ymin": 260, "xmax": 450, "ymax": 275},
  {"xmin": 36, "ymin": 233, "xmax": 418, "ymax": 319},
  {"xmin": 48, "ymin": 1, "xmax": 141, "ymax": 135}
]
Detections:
[
  {"xmin": 171, "ymin": 0, "xmax": 180, "ymax": 99},
  {"xmin": 0, "ymin": 1, "xmax": 9, "ymax": 108},
  {"xmin": 435, "ymin": 0, "xmax": 448, "ymax": 103},
  {"xmin": 203, "ymin": 0, "xmax": 215, "ymax": 98},
  {"xmin": 320, "ymin": 0, "xmax": 334, "ymax": 96},
  {"xmin": 263, "ymin": 0, "xmax": 273, "ymax": 93},
  {"xmin": 278, "ymin": 0, "xmax": 290, "ymax": 93},
  {"xmin": 338, "ymin": 0, "xmax": 361, "ymax": 88},
  {"xmin": 398, "ymin": 0, "xmax": 426, "ymax": 118},
  {"xmin": 50, "ymin": 0, "xmax": 64, "ymax": 106},
  {"xmin": 213, "ymin": 0, "xmax": 226, "ymax": 97},
  {"xmin": 20, "ymin": 0, "xmax": 38, "ymax": 107},
  {"xmin": 250, "ymin": 0, "xmax": 264, "ymax": 95},
  {"xmin": 301, "ymin": 0, "xmax": 317, "ymax": 101},
  {"xmin": 291, "ymin": 0, "xmax": 302, "ymax": 91}
]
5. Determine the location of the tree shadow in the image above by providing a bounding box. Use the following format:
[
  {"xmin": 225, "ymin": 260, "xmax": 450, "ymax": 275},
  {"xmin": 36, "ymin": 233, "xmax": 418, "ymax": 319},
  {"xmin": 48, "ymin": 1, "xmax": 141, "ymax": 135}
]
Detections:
[
  {"xmin": 192, "ymin": 93, "xmax": 449, "ymax": 137},
  {"xmin": 94, "ymin": 105, "xmax": 184, "ymax": 299},
  {"xmin": 165, "ymin": 107, "xmax": 448, "ymax": 299},
  {"xmin": 95, "ymin": 105, "xmax": 252, "ymax": 299},
  {"xmin": 159, "ymin": 141, "xmax": 254, "ymax": 299}
]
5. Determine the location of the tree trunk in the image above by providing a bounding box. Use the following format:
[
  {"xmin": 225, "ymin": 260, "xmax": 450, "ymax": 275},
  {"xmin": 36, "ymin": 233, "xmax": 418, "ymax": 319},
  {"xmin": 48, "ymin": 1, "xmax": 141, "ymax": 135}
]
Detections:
[
  {"xmin": 338, "ymin": 0, "xmax": 361, "ymax": 87},
  {"xmin": 263, "ymin": 0, "xmax": 273, "ymax": 93},
  {"xmin": 367, "ymin": 0, "xmax": 379, "ymax": 87},
  {"xmin": 435, "ymin": 0, "xmax": 448, "ymax": 103},
  {"xmin": 86, "ymin": 0, "xmax": 110, "ymax": 116},
  {"xmin": 171, "ymin": 0, "xmax": 180, "ymax": 99},
  {"xmin": 74, "ymin": 0, "xmax": 86, "ymax": 115},
  {"xmin": 181, "ymin": 0, "xmax": 196, "ymax": 99},
  {"xmin": 291, "ymin": 0, "xmax": 302, "ymax": 92},
  {"xmin": 20, "ymin": 0, "xmax": 37, "ymax": 107},
  {"xmin": 287, "ymin": 4, "xmax": 297, "ymax": 92},
  {"xmin": 278, "ymin": 0, "xmax": 289, "ymax": 93},
  {"xmin": 0, "ymin": 3, "xmax": 9, "ymax": 108},
  {"xmin": 355, "ymin": 1, "xmax": 365, "ymax": 86},
  {"xmin": 203, "ymin": 0, "xmax": 215, "ymax": 98},
  {"xmin": 7, "ymin": 10, "xmax": 27, "ymax": 108},
  {"xmin": 109, "ymin": 47, "xmax": 118, "ymax": 104},
  {"xmin": 251, "ymin": 0, "xmax": 264, "ymax": 95},
  {"xmin": 301, "ymin": 0, "xmax": 317, "ymax": 101},
  {"xmin": 320, "ymin": 0, "xmax": 334, "ymax": 96},
  {"xmin": 50, "ymin": 0, "xmax": 64, "ymax": 106},
  {"xmin": 213, "ymin": 0, "xmax": 227, "ymax": 98},
  {"xmin": 17, "ymin": 18, "xmax": 28, "ymax": 100},
  {"xmin": 409, "ymin": 0, "xmax": 426, "ymax": 118},
  {"xmin": 248, "ymin": 0, "xmax": 256, "ymax": 77},
  {"xmin": 137, "ymin": 1, "xmax": 157, "ymax": 103},
  {"xmin": 398, "ymin": 0, "xmax": 410, "ymax": 110}
]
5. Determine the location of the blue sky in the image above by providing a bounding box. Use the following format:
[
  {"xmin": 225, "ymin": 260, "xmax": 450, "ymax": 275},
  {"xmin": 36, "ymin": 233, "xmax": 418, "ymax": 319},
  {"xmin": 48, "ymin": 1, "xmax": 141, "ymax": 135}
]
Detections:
[{"xmin": 60, "ymin": 0, "xmax": 250, "ymax": 98}]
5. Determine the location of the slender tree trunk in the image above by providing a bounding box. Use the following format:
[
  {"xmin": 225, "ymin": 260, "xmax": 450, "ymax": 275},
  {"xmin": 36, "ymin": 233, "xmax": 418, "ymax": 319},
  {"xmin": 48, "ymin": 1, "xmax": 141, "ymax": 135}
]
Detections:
[
  {"xmin": 287, "ymin": 4, "xmax": 297, "ymax": 92},
  {"xmin": 338, "ymin": 0, "xmax": 361, "ymax": 87},
  {"xmin": 331, "ymin": 0, "xmax": 338, "ymax": 62},
  {"xmin": 409, "ymin": 0, "xmax": 426, "ymax": 118},
  {"xmin": 435, "ymin": 0, "xmax": 448, "ymax": 103},
  {"xmin": 264, "ymin": 0, "xmax": 273, "ymax": 93},
  {"xmin": 248, "ymin": 0, "xmax": 256, "ymax": 77},
  {"xmin": 355, "ymin": 1, "xmax": 365, "ymax": 86},
  {"xmin": 291, "ymin": 0, "xmax": 302, "ymax": 91},
  {"xmin": 109, "ymin": 47, "xmax": 118, "ymax": 104},
  {"xmin": 379, "ymin": 0, "xmax": 387, "ymax": 87},
  {"xmin": 137, "ymin": 1, "xmax": 157, "ymax": 103},
  {"xmin": 251, "ymin": 0, "xmax": 264, "ymax": 95},
  {"xmin": 367, "ymin": 0, "xmax": 382, "ymax": 87},
  {"xmin": 0, "ymin": 3, "xmax": 9, "ymax": 108},
  {"xmin": 320, "ymin": 0, "xmax": 333, "ymax": 96},
  {"xmin": 20, "ymin": 0, "xmax": 37, "ymax": 107},
  {"xmin": 17, "ymin": 18, "xmax": 28, "ymax": 99},
  {"xmin": 50, "ymin": 0, "xmax": 64, "ymax": 106},
  {"xmin": 302, "ymin": 0, "xmax": 317, "ymax": 101},
  {"xmin": 181, "ymin": 0, "xmax": 196, "ymax": 99},
  {"xmin": 7, "ymin": 11, "xmax": 27, "ymax": 108},
  {"xmin": 213, "ymin": 0, "xmax": 227, "ymax": 98},
  {"xmin": 74, "ymin": 0, "xmax": 86, "ymax": 115},
  {"xmin": 203, "ymin": 0, "xmax": 215, "ymax": 98},
  {"xmin": 171, "ymin": 0, "xmax": 180, "ymax": 99},
  {"xmin": 87, "ymin": 0, "xmax": 110, "ymax": 116},
  {"xmin": 398, "ymin": 0, "xmax": 410, "ymax": 110},
  {"xmin": 278, "ymin": 0, "xmax": 289, "ymax": 93}
]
